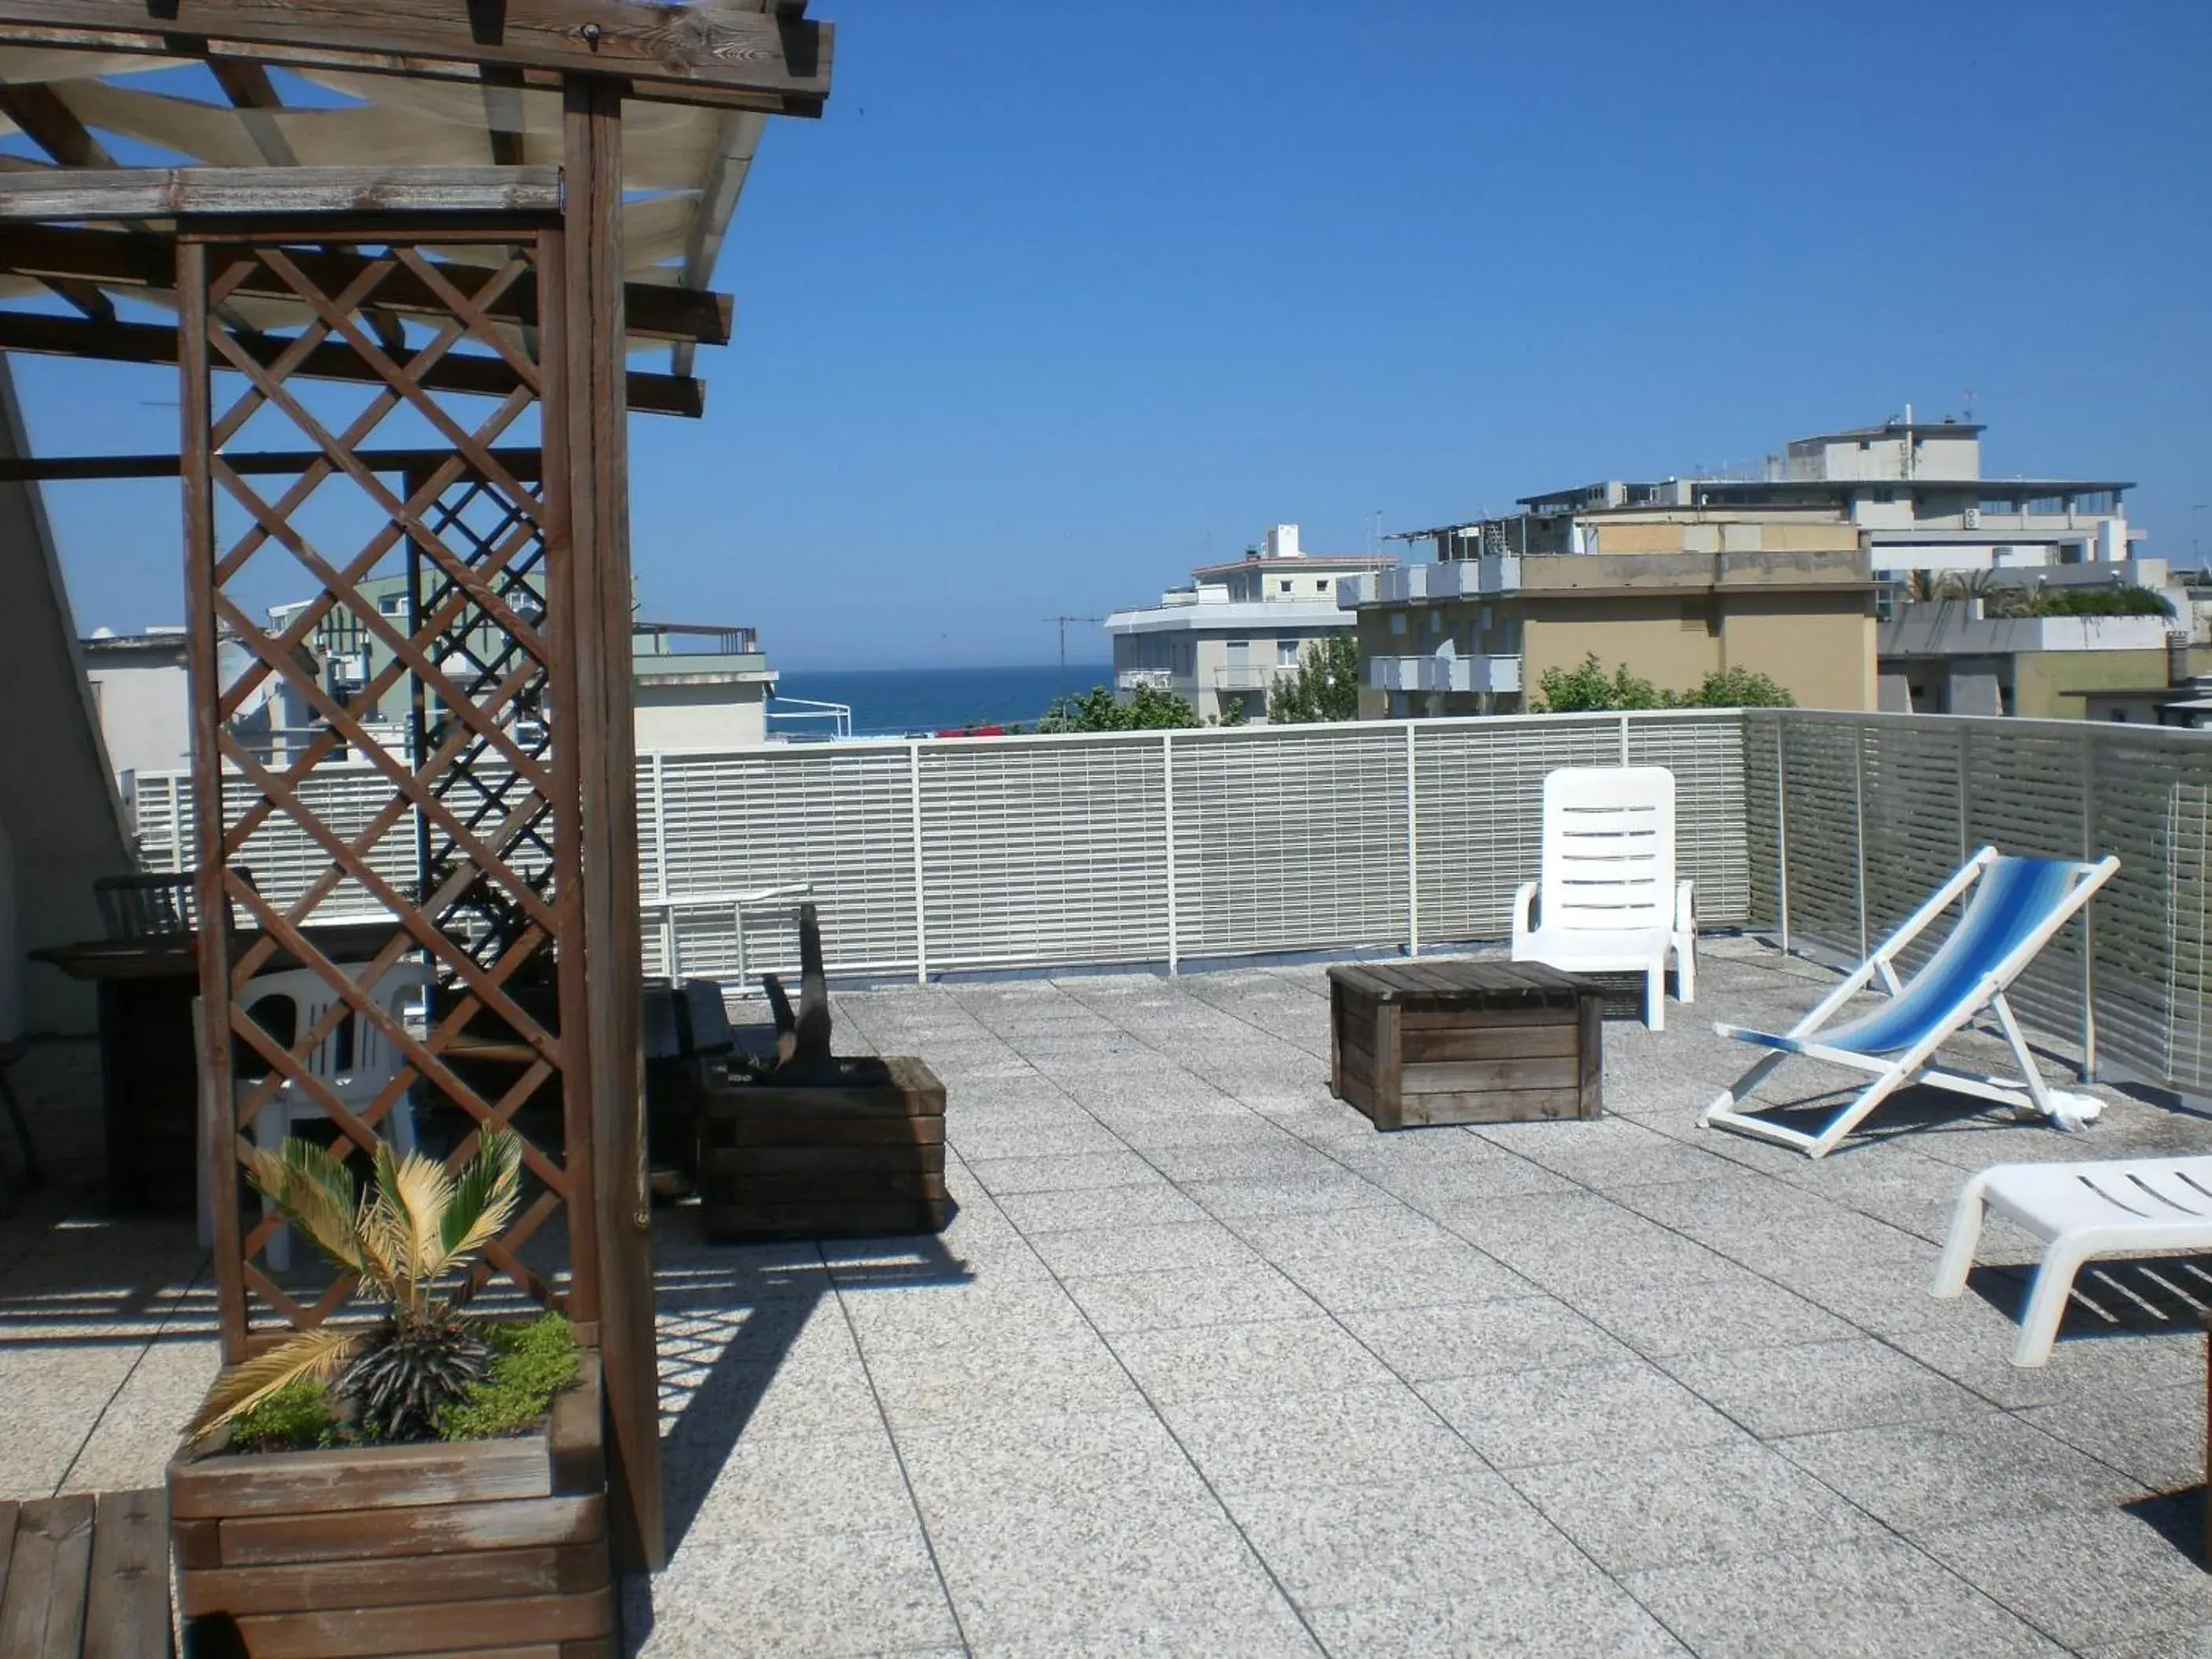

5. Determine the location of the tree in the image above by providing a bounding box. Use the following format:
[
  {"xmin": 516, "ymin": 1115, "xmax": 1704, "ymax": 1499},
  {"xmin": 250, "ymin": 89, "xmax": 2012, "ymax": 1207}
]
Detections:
[
  {"xmin": 1268, "ymin": 634, "xmax": 1361, "ymax": 723},
  {"xmin": 1532, "ymin": 654, "xmax": 1795, "ymax": 712},
  {"xmin": 1035, "ymin": 683, "xmax": 1199, "ymax": 732},
  {"xmin": 1532, "ymin": 654, "xmax": 1668, "ymax": 712},
  {"xmin": 1683, "ymin": 665, "xmax": 1795, "ymax": 708}
]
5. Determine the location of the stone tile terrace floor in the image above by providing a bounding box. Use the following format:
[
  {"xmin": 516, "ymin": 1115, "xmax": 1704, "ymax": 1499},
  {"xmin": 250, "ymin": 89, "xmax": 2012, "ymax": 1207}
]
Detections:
[
  {"xmin": 634, "ymin": 939, "xmax": 2212, "ymax": 1658},
  {"xmin": 7, "ymin": 939, "xmax": 2212, "ymax": 1655}
]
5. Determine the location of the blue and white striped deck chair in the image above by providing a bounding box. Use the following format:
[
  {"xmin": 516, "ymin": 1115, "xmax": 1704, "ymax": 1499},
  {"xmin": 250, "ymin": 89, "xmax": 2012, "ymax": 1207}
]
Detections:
[{"xmin": 1701, "ymin": 847, "xmax": 2119, "ymax": 1159}]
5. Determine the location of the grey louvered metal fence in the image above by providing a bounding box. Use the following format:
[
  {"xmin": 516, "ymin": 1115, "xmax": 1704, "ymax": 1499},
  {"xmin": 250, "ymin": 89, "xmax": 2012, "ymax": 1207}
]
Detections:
[
  {"xmin": 1742, "ymin": 709, "xmax": 2212, "ymax": 1098},
  {"xmin": 126, "ymin": 707, "xmax": 2212, "ymax": 1097},
  {"xmin": 126, "ymin": 709, "xmax": 1749, "ymax": 983}
]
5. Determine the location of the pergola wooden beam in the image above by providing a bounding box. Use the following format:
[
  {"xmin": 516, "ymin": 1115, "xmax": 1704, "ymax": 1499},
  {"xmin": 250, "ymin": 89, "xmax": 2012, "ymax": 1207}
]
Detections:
[
  {"xmin": 0, "ymin": 82, "xmax": 116, "ymax": 169},
  {"xmin": 0, "ymin": 446, "xmax": 543, "ymax": 482},
  {"xmin": 0, "ymin": 1, "xmax": 833, "ymax": 115},
  {"xmin": 0, "ymin": 222, "xmax": 733, "ymax": 345},
  {"xmin": 0, "ymin": 309, "xmax": 705, "ymax": 416},
  {"xmin": 206, "ymin": 58, "xmax": 302, "ymax": 169},
  {"xmin": 0, "ymin": 166, "xmax": 565, "ymax": 219}
]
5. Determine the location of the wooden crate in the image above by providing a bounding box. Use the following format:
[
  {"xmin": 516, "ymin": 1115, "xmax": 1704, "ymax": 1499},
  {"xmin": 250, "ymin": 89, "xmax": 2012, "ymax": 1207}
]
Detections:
[
  {"xmin": 1329, "ymin": 961, "xmax": 1601, "ymax": 1130},
  {"xmin": 171, "ymin": 1353, "xmax": 610, "ymax": 1658},
  {"xmin": 697, "ymin": 1055, "xmax": 950, "ymax": 1239}
]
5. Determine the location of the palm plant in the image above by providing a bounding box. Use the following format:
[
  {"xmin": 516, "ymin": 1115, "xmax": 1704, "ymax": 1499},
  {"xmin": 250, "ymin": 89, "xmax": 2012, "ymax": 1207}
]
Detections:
[{"xmin": 189, "ymin": 1130, "xmax": 524, "ymax": 1443}]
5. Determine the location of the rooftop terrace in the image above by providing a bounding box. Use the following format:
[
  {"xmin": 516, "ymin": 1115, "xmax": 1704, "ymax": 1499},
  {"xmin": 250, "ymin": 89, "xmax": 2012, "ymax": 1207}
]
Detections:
[{"xmin": 9, "ymin": 939, "xmax": 2210, "ymax": 1655}]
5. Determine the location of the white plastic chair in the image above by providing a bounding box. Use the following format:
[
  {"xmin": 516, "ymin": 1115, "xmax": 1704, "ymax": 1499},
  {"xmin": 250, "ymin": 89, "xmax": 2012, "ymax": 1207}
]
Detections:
[
  {"xmin": 1932, "ymin": 1155, "xmax": 2212, "ymax": 1366},
  {"xmin": 236, "ymin": 962, "xmax": 430, "ymax": 1269},
  {"xmin": 1701, "ymin": 848, "xmax": 2117, "ymax": 1159},
  {"xmin": 1511, "ymin": 765, "xmax": 1694, "ymax": 1031}
]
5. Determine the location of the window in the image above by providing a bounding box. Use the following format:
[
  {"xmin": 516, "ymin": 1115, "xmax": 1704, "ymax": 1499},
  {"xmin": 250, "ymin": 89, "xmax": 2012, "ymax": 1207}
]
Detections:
[
  {"xmin": 1278, "ymin": 639, "xmax": 1299, "ymax": 666},
  {"xmin": 1390, "ymin": 612, "xmax": 1408, "ymax": 636},
  {"xmin": 1316, "ymin": 580, "xmax": 1330, "ymax": 592},
  {"xmin": 1280, "ymin": 579, "xmax": 1293, "ymax": 593},
  {"xmin": 379, "ymin": 594, "xmax": 405, "ymax": 616}
]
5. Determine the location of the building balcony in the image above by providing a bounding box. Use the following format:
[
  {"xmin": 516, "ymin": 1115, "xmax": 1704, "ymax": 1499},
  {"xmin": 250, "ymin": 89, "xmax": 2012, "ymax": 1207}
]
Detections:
[
  {"xmin": 1213, "ymin": 665, "xmax": 1282, "ymax": 692},
  {"xmin": 630, "ymin": 620, "xmax": 771, "ymax": 685},
  {"xmin": 1116, "ymin": 668, "xmax": 1179, "ymax": 693},
  {"xmin": 1356, "ymin": 557, "xmax": 1522, "ymax": 608},
  {"xmin": 1365, "ymin": 652, "xmax": 1522, "ymax": 694}
]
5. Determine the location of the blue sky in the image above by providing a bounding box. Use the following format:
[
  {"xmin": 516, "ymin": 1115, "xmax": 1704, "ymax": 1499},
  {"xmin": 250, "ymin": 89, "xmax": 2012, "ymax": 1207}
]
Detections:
[{"xmin": 20, "ymin": 0, "xmax": 2212, "ymax": 668}]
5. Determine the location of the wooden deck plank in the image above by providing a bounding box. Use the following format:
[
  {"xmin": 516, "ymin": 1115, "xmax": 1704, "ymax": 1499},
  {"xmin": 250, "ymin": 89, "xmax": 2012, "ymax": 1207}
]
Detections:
[
  {"xmin": 0, "ymin": 1493, "xmax": 95, "ymax": 1659},
  {"xmin": 0, "ymin": 1500, "xmax": 19, "ymax": 1624},
  {"xmin": 84, "ymin": 1489, "xmax": 171, "ymax": 1659}
]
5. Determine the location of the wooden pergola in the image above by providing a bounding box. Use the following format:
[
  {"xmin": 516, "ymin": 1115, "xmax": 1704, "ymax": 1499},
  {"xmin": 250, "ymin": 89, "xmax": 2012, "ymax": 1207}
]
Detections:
[{"xmin": 0, "ymin": 0, "xmax": 833, "ymax": 1573}]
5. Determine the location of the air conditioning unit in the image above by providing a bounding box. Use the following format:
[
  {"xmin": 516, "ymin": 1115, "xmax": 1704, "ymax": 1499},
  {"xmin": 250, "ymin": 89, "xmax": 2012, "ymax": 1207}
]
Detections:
[{"xmin": 1963, "ymin": 507, "xmax": 1981, "ymax": 529}]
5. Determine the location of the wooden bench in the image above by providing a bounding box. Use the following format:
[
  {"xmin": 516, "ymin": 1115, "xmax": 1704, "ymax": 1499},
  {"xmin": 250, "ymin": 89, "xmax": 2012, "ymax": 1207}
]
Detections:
[
  {"xmin": 0, "ymin": 1489, "xmax": 172, "ymax": 1657},
  {"xmin": 1329, "ymin": 961, "xmax": 1602, "ymax": 1130}
]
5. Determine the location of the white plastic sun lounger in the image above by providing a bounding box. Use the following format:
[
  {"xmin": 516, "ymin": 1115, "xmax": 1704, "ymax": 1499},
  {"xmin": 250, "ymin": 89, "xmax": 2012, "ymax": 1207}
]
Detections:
[
  {"xmin": 1932, "ymin": 1156, "xmax": 2212, "ymax": 1366},
  {"xmin": 1700, "ymin": 846, "xmax": 2117, "ymax": 1159}
]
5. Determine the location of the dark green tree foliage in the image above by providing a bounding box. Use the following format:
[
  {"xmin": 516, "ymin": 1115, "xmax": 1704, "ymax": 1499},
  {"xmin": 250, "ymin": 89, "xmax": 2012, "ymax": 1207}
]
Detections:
[
  {"xmin": 1532, "ymin": 654, "xmax": 1668, "ymax": 712},
  {"xmin": 1686, "ymin": 665, "xmax": 1796, "ymax": 708},
  {"xmin": 1268, "ymin": 635, "xmax": 1362, "ymax": 723},
  {"xmin": 1035, "ymin": 683, "xmax": 1200, "ymax": 731},
  {"xmin": 2027, "ymin": 585, "xmax": 2173, "ymax": 619},
  {"xmin": 1533, "ymin": 654, "xmax": 1796, "ymax": 712}
]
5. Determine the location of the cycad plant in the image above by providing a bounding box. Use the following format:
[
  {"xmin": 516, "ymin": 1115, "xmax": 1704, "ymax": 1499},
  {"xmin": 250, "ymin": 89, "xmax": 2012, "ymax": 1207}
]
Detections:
[{"xmin": 189, "ymin": 1130, "xmax": 523, "ymax": 1444}]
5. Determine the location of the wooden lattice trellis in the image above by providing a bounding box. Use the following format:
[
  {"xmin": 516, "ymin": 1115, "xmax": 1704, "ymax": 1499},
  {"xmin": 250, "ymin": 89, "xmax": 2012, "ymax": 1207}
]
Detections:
[{"xmin": 179, "ymin": 221, "xmax": 604, "ymax": 1350}]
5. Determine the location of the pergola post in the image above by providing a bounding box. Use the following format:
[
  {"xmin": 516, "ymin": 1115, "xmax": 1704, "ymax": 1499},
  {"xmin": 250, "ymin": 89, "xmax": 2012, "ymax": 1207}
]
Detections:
[{"xmin": 559, "ymin": 71, "xmax": 664, "ymax": 1574}]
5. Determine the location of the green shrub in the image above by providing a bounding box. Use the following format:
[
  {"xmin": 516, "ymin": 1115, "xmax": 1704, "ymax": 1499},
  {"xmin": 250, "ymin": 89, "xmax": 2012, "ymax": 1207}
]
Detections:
[
  {"xmin": 1533, "ymin": 654, "xmax": 1668, "ymax": 712},
  {"xmin": 1533, "ymin": 654, "xmax": 1797, "ymax": 712},
  {"xmin": 2028, "ymin": 585, "xmax": 2174, "ymax": 619},
  {"xmin": 1035, "ymin": 683, "xmax": 1199, "ymax": 731},
  {"xmin": 437, "ymin": 1313, "xmax": 580, "ymax": 1441},
  {"xmin": 1269, "ymin": 635, "xmax": 1361, "ymax": 723},
  {"xmin": 1683, "ymin": 665, "xmax": 1796, "ymax": 708},
  {"xmin": 227, "ymin": 1375, "xmax": 341, "ymax": 1452}
]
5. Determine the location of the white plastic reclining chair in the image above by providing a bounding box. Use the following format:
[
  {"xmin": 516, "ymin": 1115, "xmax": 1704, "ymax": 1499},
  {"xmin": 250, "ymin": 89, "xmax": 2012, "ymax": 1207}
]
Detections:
[
  {"xmin": 1933, "ymin": 1155, "xmax": 2212, "ymax": 1366},
  {"xmin": 1511, "ymin": 765, "xmax": 1694, "ymax": 1031},
  {"xmin": 1701, "ymin": 847, "xmax": 2118, "ymax": 1159},
  {"xmin": 235, "ymin": 962, "xmax": 431, "ymax": 1269}
]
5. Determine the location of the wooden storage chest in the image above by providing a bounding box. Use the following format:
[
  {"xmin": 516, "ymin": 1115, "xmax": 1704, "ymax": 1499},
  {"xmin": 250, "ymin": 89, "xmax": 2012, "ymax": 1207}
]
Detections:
[
  {"xmin": 697, "ymin": 1054, "xmax": 950, "ymax": 1239},
  {"xmin": 1328, "ymin": 961, "xmax": 1602, "ymax": 1130}
]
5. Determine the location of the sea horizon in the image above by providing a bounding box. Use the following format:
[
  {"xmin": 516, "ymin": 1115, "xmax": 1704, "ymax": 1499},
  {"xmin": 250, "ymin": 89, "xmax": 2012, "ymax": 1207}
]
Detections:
[{"xmin": 773, "ymin": 661, "xmax": 1115, "ymax": 737}]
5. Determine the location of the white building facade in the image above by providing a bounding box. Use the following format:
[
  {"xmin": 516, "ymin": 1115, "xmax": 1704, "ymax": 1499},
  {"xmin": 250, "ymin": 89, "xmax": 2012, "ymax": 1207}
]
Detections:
[{"xmin": 1106, "ymin": 525, "xmax": 1394, "ymax": 723}]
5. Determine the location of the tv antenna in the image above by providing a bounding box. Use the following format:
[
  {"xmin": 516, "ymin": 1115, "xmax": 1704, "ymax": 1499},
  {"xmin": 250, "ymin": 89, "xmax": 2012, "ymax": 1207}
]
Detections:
[
  {"xmin": 1045, "ymin": 614, "xmax": 1103, "ymax": 702},
  {"xmin": 1962, "ymin": 387, "xmax": 1977, "ymax": 422}
]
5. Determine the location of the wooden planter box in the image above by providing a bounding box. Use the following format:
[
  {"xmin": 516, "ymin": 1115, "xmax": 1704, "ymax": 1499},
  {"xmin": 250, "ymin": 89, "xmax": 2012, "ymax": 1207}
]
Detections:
[
  {"xmin": 1329, "ymin": 961, "xmax": 1602, "ymax": 1130},
  {"xmin": 698, "ymin": 1055, "xmax": 950, "ymax": 1239},
  {"xmin": 170, "ymin": 1353, "xmax": 610, "ymax": 1658}
]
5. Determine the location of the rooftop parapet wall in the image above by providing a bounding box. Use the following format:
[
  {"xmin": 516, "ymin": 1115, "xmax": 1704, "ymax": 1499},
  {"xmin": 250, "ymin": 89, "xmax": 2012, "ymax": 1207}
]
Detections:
[{"xmin": 1519, "ymin": 548, "xmax": 1874, "ymax": 592}]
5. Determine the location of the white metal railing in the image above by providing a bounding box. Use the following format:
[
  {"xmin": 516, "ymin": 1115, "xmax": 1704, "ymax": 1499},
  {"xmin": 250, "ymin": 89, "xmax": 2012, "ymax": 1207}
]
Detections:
[
  {"xmin": 125, "ymin": 708, "xmax": 2212, "ymax": 1101},
  {"xmin": 126, "ymin": 708, "xmax": 1749, "ymax": 984}
]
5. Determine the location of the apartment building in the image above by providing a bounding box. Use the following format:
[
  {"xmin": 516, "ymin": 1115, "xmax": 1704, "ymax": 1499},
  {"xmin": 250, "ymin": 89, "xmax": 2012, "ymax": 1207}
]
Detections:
[
  {"xmin": 1352, "ymin": 416, "xmax": 2154, "ymax": 718},
  {"xmin": 262, "ymin": 574, "xmax": 779, "ymax": 750},
  {"xmin": 1105, "ymin": 525, "xmax": 1395, "ymax": 723}
]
